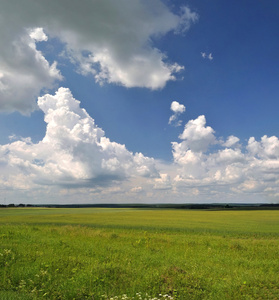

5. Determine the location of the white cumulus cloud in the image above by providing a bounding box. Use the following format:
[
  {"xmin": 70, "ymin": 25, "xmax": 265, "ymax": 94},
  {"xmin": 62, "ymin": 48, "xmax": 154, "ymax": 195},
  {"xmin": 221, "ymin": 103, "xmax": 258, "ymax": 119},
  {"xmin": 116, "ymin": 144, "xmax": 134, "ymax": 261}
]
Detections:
[
  {"xmin": 177, "ymin": 115, "xmax": 216, "ymax": 152},
  {"xmin": 170, "ymin": 113, "xmax": 279, "ymax": 202},
  {"xmin": 0, "ymin": 88, "xmax": 158, "ymax": 189},
  {"xmin": 168, "ymin": 101, "xmax": 186, "ymax": 126}
]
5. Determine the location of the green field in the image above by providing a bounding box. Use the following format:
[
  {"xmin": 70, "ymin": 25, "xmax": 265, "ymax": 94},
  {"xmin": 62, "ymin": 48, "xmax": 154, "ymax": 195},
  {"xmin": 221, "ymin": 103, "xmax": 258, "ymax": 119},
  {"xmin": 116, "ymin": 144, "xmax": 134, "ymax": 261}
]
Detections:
[{"xmin": 0, "ymin": 208, "xmax": 278, "ymax": 299}]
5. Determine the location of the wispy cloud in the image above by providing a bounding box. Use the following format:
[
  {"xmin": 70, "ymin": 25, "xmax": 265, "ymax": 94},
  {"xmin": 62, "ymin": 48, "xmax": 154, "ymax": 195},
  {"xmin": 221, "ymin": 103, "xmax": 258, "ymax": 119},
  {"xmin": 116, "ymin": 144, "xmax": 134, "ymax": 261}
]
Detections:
[{"xmin": 201, "ymin": 52, "xmax": 213, "ymax": 60}]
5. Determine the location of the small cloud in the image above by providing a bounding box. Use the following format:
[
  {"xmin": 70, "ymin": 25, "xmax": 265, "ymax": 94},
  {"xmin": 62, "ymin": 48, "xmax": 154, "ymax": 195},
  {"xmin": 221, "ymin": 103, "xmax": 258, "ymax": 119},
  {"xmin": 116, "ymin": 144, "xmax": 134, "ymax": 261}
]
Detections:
[
  {"xmin": 222, "ymin": 135, "xmax": 240, "ymax": 148},
  {"xmin": 169, "ymin": 101, "xmax": 186, "ymax": 126},
  {"xmin": 8, "ymin": 134, "xmax": 17, "ymax": 141},
  {"xmin": 170, "ymin": 101, "xmax": 186, "ymax": 114},
  {"xmin": 201, "ymin": 52, "xmax": 213, "ymax": 61},
  {"xmin": 8, "ymin": 134, "xmax": 32, "ymax": 144},
  {"xmin": 29, "ymin": 27, "xmax": 48, "ymax": 42},
  {"xmin": 175, "ymin": 6, "xmax": 199, "ymax": 34},
  {"xmin": 130, "ymin": 186, "xmax": 143, "ymax": 193}
]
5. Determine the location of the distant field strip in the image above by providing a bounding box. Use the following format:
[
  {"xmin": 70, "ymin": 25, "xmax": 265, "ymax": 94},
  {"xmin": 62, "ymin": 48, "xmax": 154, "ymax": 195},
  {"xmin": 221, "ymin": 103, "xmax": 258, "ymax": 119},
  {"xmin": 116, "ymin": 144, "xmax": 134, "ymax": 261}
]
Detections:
[{"xmin": 0, "ymin": 208, "xmax": 279, "ymax": 299}]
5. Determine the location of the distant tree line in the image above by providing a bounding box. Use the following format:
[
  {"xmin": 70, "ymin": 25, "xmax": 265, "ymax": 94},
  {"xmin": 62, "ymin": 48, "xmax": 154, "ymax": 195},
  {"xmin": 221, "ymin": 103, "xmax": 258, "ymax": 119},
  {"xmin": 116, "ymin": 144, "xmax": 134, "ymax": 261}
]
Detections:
[
  {"xmin": 1, "ymin": 203, "xmax": 279, "ymax": 210},
  {"xmin": 0, "ymin": 203, "xmax": 33, "ymax": 208}
]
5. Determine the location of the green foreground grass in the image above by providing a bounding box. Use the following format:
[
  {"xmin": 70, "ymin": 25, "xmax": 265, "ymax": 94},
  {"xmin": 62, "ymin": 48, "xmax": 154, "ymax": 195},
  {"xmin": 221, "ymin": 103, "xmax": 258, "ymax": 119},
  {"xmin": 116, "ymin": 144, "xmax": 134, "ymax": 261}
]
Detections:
[{"xmin": 0, "ymin": 208, "xmax": 279, "ymax": 299}]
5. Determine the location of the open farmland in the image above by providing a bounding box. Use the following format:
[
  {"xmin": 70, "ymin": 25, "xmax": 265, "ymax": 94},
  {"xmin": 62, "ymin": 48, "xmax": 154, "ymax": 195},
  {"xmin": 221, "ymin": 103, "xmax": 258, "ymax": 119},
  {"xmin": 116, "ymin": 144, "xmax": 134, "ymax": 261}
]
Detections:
[{"xmin": 0, "ymin": 208, "xmax": 279, "ymax": 299}]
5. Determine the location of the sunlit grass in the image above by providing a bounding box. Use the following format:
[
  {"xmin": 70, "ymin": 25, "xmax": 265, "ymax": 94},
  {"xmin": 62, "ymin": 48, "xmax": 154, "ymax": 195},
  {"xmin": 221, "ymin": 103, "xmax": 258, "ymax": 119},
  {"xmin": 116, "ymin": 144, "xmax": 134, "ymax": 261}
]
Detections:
[{"xmin": 0, "ymin": 208, "xmax": 279, "ymax": 299}]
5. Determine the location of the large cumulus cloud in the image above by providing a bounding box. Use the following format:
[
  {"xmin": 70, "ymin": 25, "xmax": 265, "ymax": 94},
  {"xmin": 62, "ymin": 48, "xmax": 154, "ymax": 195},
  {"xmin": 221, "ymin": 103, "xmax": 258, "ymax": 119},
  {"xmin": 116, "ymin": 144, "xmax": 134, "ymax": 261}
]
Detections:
[
  {"xmin": 0, "ymin": 88, "xmax": 158, "ymax": 189},
  {"xmin": 0, "ymin": 0, "xmax": 198, "ymax": 114}
]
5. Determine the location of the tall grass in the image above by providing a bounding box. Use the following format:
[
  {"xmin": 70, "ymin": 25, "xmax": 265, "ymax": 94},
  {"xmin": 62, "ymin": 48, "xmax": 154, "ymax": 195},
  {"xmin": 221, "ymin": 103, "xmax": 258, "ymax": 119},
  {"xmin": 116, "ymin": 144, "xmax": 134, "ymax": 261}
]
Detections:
[{"xmin": 0, "ymin": 208, "xmax": 279, "ymax": 299}]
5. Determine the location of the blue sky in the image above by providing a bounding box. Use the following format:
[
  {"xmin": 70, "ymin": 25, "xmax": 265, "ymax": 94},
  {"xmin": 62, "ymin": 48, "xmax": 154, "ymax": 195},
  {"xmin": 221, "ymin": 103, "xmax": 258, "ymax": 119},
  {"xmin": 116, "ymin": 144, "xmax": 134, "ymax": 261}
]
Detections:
[{"xmin": 1, "ymin": 0, "xmax": 279, "ymax": 204}]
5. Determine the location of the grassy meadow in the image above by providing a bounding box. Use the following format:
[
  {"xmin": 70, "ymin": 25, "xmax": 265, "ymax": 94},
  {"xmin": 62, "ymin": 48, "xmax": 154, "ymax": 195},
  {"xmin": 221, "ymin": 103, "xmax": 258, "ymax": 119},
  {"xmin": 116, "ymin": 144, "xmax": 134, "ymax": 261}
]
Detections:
[{"xmin": 0, "ymin": 207, "xmax": 279, "ymax": 299}]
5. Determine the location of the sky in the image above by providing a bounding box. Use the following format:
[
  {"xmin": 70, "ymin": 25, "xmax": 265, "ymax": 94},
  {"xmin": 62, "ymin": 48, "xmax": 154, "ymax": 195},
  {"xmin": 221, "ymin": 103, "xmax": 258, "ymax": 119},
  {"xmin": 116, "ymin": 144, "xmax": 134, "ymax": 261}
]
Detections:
[{"xmin": 1, "ymin": 0, "xmax": 279, "ymax": 204}]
